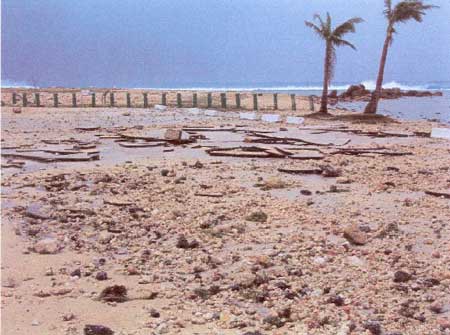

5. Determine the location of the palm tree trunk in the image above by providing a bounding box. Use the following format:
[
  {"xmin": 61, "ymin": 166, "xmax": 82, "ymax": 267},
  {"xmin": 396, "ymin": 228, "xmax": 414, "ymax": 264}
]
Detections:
[
  {"xmin": 320, "ymin": 41, "xmax": 330, "ymax": 113},
  {"xmin": 364, "ymin": 25, "xmax": 392, "ymax": 114}
]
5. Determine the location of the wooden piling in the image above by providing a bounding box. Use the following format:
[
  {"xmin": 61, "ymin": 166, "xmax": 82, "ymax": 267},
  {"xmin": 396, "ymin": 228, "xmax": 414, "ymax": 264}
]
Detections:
[
  {"xmin": 273, "ymin": 93, "xmax": 278, "ymax": 110},
  {"xmin": 193, "ymin": 93, "xmax": 198, "ymax": 107},
  {"xmin": 126, "ymin": 93, "xmax": 131, "ymax": 107},
  {"xmin": 143, "ymin": 93, "xmax": 148, "ymax": 108},
  {"xmin": 22, "ymin": 93, "xmax": 27, "ymax": 107},
  {"xmin": 253, "ymin": 94, "xmax": 258, "ymax": 110},
  {"xmin": 291, "ymin": 94, "xmax": 296, "ymax": 111},
  {"xmin": 207, "ymin": 93, "xmax": 212, "ymax": 108},
  {"xmin": 110, "ymin": 92, "xmax": 115, "ymax": 106},
  {"xmin": 308, "ymin": 95, "xmax": 315, "ymax": 111},
  {"xmin": 177, "ymin": 93, "xmax": 182, "ymax": 107},
  {"xmin": 35, "ymin": 93, "xmax": 41, "ymax": 107},
  {"xmin": 91, "ymin": 93, "xmax": 96, "ymax": 107},
  {"xmin": 12, "ymin": 93, "xmax": 17, "ymax": 105},
  {"xmin": 236, "ymin": 93, "xmax": 241, "ymax": 109},
  {"xmin": 221, "ymin": 93, "xmax": 226, "ymax": 109},
  {"xmin": 53, "ymin": 93, "xmax": 59, "ymax": 107},
  {"xmin": 162, "ymin": 93, "xmax": 167, "ymax": 106},
  {"xmin": 72, "ymin": 93, "xmax": 77, "ymax": 107}
]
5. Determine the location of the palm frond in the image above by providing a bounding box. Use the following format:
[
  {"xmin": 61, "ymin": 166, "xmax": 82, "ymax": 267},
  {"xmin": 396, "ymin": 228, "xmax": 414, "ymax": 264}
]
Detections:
[
  {"xmin": 332, "ymin": 38, "xmax": 357, "ymax": 50},
  {"xmin": 326, "ymin": 12, "xmax": 332, "ymax": 36},
  {"xmin": 333, "ymin": 17, "xmax": 364, "ymax": 38},
  {"xmin": 305, "ymin": 20, "xmax": 325, "ymax": 39},
  {"xmin": 384, "ymin": 0, "xmax": 393, "ymax": 18},
  {"xmin": 391, "ymin": 1, "xmax": 437, "ymax": 24},
  {"xmin": 313, "ymin": 13, "xmax": 326, "ymax": 30}
]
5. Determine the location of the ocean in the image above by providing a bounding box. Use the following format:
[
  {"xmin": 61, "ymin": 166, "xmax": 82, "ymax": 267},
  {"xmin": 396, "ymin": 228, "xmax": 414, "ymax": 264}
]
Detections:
[{"xmin": 2, "ymin": 80, "xmax": 449, "ymax": 124}]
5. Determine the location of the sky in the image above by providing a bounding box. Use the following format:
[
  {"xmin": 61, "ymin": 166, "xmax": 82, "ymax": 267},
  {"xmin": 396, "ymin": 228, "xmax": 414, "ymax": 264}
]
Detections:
[{"xmin": 1, "ymin": 0, "xmax": 450, "ymax": 88}]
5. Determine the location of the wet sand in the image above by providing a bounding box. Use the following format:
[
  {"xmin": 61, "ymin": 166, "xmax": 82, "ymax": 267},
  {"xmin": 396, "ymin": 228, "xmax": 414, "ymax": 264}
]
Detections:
[{"xmin": 1, "ymin": 106, "xmax": 450, "ymax": 335}]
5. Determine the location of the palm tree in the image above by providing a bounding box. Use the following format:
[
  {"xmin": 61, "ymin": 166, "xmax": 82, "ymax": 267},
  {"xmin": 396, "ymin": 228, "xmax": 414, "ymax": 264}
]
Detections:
[
  {"xmin": 364, "ymin": 0, "xmax": 437, "ymax": 114},
  {"xmin": 305, "ymin": 13, "xmax": 363, "ymax": 113}
]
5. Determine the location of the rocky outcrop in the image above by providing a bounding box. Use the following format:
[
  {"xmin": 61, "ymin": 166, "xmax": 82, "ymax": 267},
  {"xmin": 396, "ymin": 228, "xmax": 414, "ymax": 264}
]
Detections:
[{"xmin": 337, "ymin": 84, "xmax": 443, "ymax": 102}]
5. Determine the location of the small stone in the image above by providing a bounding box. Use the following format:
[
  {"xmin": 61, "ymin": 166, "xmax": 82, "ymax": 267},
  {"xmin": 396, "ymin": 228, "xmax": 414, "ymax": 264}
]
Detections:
[
  {"xmin": 31, "ymin": 320, "xmax": 40, "ymax": 326},
  {"xmin": 245, "ymin": 211, "xmax": 268, "ymax": 223},
  {"xmin": 393, "ymin": 270, "xmax": 412, "ymax": 283},
  {"xmin": 161, "ymin": 169, "xmax": 170, "ymax": 177},
  {"xmin": 126, "ymin": 265, "xmax": 140, "ymax": 275},
  {"xmin": 149, "ymin": 308, "xmax": 160, "ymax": 318},
  {"xmin": 33, "ymin": 238, "xmax": 60, "ymax": 254},
  {"xmin": 62, "ymin": 313, "xmax": 75, "ymax": 321},
  {"xmin": 84, "ymin": 324, "xmax": 114, "ymax": 335},
  {"xmin": 437, "ymin": 318, "xmax": 450, "ymax": 330},
  {"xmin": 327, "ymin": 294, "xmax": 345, "ymax": 306},
  {"xmin": 343, "ymin": 224, "xmax": 368, "ymax": 245},
  {"xmin": 98, "ymin": 285, "xmax": 127, "ymax": 303},
  {"xmin": 70, "ymin": 268, "xmax": 81, "ymax": 277},
  {"xmin": 364, "ymin": 321, "xmax": 382, "ymax": 335},
  {"xmin": 192, "ymin": 160, "xmax": 204, "ymax": 169},
  {"xmin": 429, "ymin": 301, "xmax": 444, "ymax": 314},
  {"xmin": 95, "ymin": 271, "xmax": 108, "ymax": 281},
  {"xmin": 176, "ymin": 235, "xmax": 199, "ymax": 249},
  {"xmin": 98, "ymin": 231, "xmax": 113, "ymax": 244},
  {"xmin": 336, "ymin": 177, "xmax": 351, "ymax": 184},
  {"xmin": 262, "ymin": 314, "xmax": 284, "ymax": 328}
]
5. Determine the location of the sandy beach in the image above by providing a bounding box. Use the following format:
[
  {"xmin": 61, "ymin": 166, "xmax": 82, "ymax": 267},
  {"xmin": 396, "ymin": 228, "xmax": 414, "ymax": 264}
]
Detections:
[{"xmin": 1, "ymin": 105, "xmax": 450, "ymax": 335}]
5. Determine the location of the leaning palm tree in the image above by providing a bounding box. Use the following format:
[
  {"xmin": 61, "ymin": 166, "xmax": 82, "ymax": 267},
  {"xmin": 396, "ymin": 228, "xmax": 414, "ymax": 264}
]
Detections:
[
  {"xmin": 364, "ymin": 0, "xmax": 437, "ymax": 114},
  {"xmin": 305, "ymin": 13, "xmax": 363, "ymax": 113}
]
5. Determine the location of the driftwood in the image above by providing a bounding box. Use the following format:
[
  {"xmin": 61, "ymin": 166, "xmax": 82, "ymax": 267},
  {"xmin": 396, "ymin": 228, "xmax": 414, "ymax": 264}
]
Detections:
[
  {"xmin": 205, "ymin": 146, "xmax": 325, "ymax": 160},
  {"xmin": 117, "ymin": 142, "xmax": 166, "ymax": 148},
  {"xmin": 278, "ymin": 167, "xmax": 323, "ymax": 175},
  {"xmin": 425, "ymin": 190, "xmax": 450, "ymax": 199},
  {"xmin": 1, "ymin": 152, "xmax": 100, "ymax": 163},
  {"xmin": 182, "ymin": 127, "xmax": 236, "ymax": 132},
  {"xmin": 331, "ymin": 148, "xmax": 412, "ymax": 156},
  {"xmin": 194, "ymin": 192, "xmax": 224, "ymax": 197},
  {"xmin": 104, "ymin": 199, "xmax": 133, "ymax": 206},
  {"xmin": 75, "ymin": 126, "xmax": 101, "ymax": 131},
  {"xmin": 247, "ymin": 132, "xmax": 350, "ymax": 146}
]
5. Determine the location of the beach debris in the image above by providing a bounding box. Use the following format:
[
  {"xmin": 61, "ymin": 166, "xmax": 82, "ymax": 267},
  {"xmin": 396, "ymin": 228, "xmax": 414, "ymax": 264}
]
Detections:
[
  {"xmin": 393, "ymin": 270, "xmax": 412, "ymax": 283},
  {"xmin": 2, "ymin": 151, "xmax": 100, "ymax": 163},
  {"xmin": 194, "ymin": 192, "xmax": 224, "ymax": 197},
  {"xmin": 13, "ymin": 107, "xmax": 22, "ymax": 114},
  {"xmin": 154, "ymin": 104, "xmax": 167, "ymax": 111},
  {"xmin": 286, "ymin": 116, "xmax": 305, "ymax": 125},
  {"xmin": 164, "ymin": 129, "xmax": 182, "ymax": 141},
  {"xmin": 98, "ymin": 285, "xmax": 128, "ymax": 303},
  {"xmin": 431, "ymin": 128, "xmax": 450, "ymax": 140},
  {"xmin": 330, "ymin": 147, "xmax": 412, "ymax": 156},
  {"xmin": 84, "ymin": 324, "xmax": 114, "ymax": 335},
  {"xmin": 261, "ymin": 114, "xmax": 281, "ymax": 123},
  {"xmin": 424, "ymin": 190, "xmax": 450, "ymax": 199}
]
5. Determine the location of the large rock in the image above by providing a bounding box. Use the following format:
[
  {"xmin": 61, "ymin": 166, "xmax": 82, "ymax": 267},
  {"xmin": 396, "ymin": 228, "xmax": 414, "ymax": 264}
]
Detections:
[
  {"xmin": 33, "ymin": 238, "xmax": 61, "ymax": 254},
  {"xmin": 343, "ymin": 224, "xmax": 368, "ymax": 245},
  {"xmin": 84, "ymin": 325, "xmax": 114, "ymax": 335}
]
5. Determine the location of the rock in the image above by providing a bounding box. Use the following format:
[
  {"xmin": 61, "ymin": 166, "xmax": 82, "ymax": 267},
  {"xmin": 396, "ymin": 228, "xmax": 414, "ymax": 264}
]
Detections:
[
  {"xmin": 245, "ymin": 211, "xmax": 268, "ymax": 223},
  {"xmin": 393, "ymin": 270, "xmax": 412, "ymax": 283},
  {"xmin": 336, "ymin": 177, "xmax": 351, "ymax": 184},
  {"xmin": 164, "ymin": 129, "xmax": 182, "ymax": 141},
  {"xmin": 321, "ymin": 166, "xmax": 342, "ymax": 177},
  {"xmin": 429, "ymin": 301, "xmax": 444, "ymax": 314},
  {"xmin": 98, "ymin": 231, "xmax": 113, "ymax": 244},
  {"xmin": 149, "ymin": 308, "xmax": 160, "ymax": 318},
  {"xmin": 70, "ymin": 268, "xmax": 81, "ymax": 277},
  {"xmin": 161, "ymin": 169, "xmax": 170, "ymax": 177},
  {"xmin": 327, "ymin": 294, "xmax": 345, "ymax": 306},
  {"xmin": 13, "ymin": 107, "xmax": 22, "ymax": 114},
  {"xmin": 126, "ymin": 265, "xmax": 140, "ymax": 275},
  {"xmin": 33, "ymin": 238, "xmax": 61, "ymax": 254},
  {"xmin": 98, "ymin": 285, "xmax": 128, "ymax": 303},
  {"xmin": 364, "ymin": 321, "xmax": 382, "ymax": 335},
  {"xmin": 96, "ymin": 271, "xmax": 108, "ymax": 281},
  {"xmin": 437, "ymin": 318, "xmax": 450, "ymax": 330},
  {"xmin": 192, "ymin": 160, "xmax": 204, "ymax": 169},
  {"xmin": 176, "ymin": 235, "xmax": 199, "ymax": 249},
  {"xmin": 62, "ymin": 313, "xmax": 75, "ymax": 321},
  {"xmin": 84, "ymin": 324, "xmax": 114, "ymax": 335},
  {"xmin": 262, "ymin": 314, "xmax": 284, "ymax": 328},
  {"xmin": 343, "ymin": 224, "xmax": 368, "ymax": 245}
]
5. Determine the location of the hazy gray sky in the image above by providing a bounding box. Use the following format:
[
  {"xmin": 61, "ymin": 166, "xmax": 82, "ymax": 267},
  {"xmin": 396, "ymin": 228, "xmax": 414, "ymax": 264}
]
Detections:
[{"xmin": 2, "ymin": 0, "xmax": 449, "ymax": 87}]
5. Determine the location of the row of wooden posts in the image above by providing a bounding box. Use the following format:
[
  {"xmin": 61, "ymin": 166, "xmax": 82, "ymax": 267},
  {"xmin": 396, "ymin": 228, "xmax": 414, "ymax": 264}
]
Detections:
[{"xmin": 9, "ymin": 92, "xmax": 315, "ymax": 111}]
